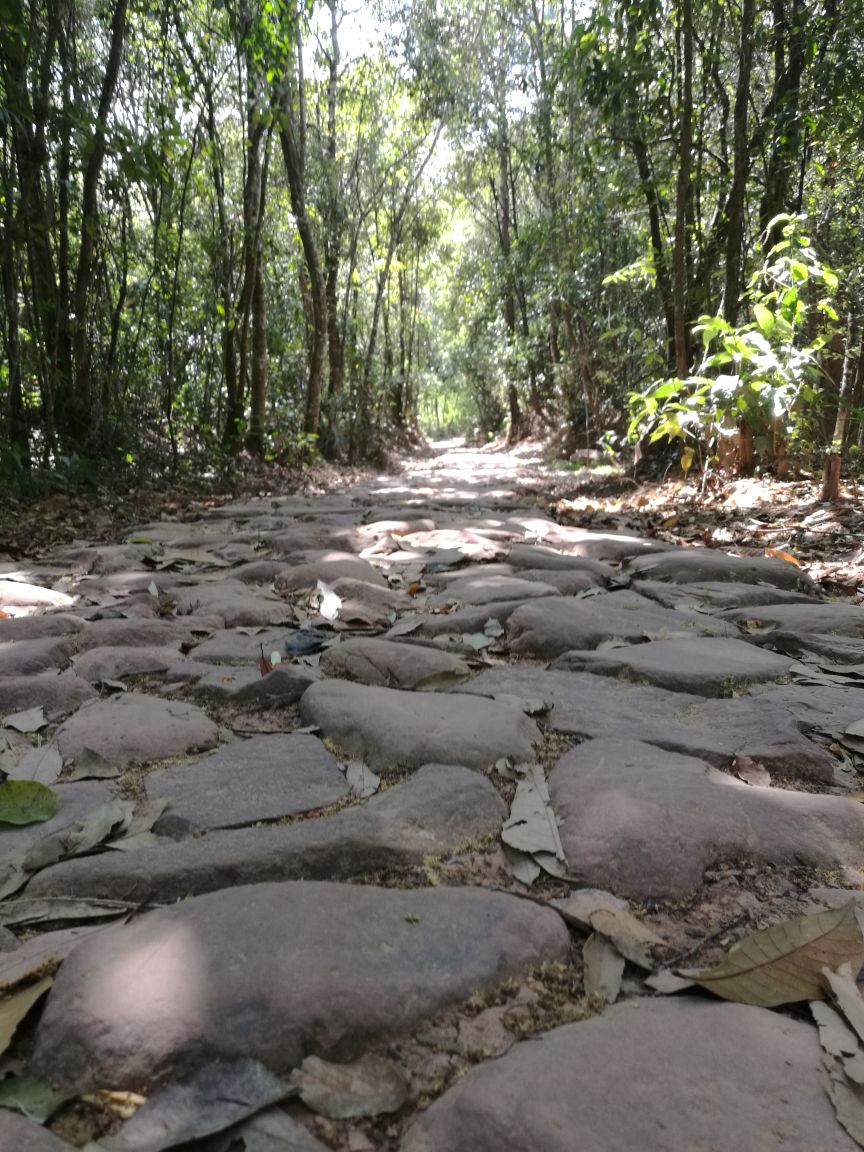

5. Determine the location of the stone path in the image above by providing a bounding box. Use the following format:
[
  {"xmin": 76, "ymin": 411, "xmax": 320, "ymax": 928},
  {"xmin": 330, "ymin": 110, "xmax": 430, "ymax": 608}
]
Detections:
[{"xmin": 1, "ymin": 443, "xmax": 863, "ymax": 1150}]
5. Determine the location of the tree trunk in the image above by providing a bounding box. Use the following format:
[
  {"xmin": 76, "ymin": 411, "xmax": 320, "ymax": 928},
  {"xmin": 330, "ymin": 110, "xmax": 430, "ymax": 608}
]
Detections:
[
  {"xmin": 70, "ymin": 0, "xmax": 129, "ymax": 445},
  {"xmin": 673, "ymin": 0, "xmax": 693, "ymax": 379},
  {"xmin": 821, "ymin": 313, "xmax": 860, "ymax": 501},
  {"xmin": 246, "ymin": 263, "xmax": 268, "ymax": 456},
  {"xmin": 723, "ymin": 0, "xmax": 756, "ymax": 324}
]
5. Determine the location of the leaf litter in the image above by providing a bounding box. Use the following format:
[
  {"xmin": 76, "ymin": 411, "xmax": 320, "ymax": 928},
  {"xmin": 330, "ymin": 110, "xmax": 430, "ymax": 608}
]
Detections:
[{"xmin": 289, "ymin": 1054, "xmax": 408, "ymax": 1120}]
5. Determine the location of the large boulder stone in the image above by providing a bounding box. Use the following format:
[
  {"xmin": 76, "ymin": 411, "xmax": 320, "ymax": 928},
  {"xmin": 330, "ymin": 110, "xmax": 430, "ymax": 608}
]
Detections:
[
  {"xmin": 552, "ymin": 636, "xmax": 794, "ymax": 695},
  {"xmin": 548, "ymin": 737, "xmax": 864, "ymax": 899},
  {"xmin": 401, "ymin": 999, "xmax": 856, "ymax": 1152},
  {"xmin": 189, "ymin": 664, "xmax": 316, "ymax": 706},
  {"xmin": 273, "ymin": 557, "xmax": 386, "ymax": 592},
  {"xmin": 172, "ymin": 582, "xmax": 294, "ymax": 628},
  {"xmin": 55, "ymin": 694, "xmax": 219, "ymax": 767},
  {"xmin": 300, "ymin": 680, "xmax": 538, "ymax": 769},
  {"xmin": 77, "ymin": 618, "xmax": 192, "ymax": 652},
  {"xmin": 507, "ymin": 591, "xmax": 734, "ymax": 659},
  {"xmin": 627, "ymin": 548, "xmax": 815, "ymax": 590},
  {"xmin": 0, "ymin": 613, "xmax": 86, "ymax": 642},
  {"xmin": 319, "ymin": 638, "xmax": 472, "ymax": 689},
  {"xmin": 505, "ymin": 543, "xmax": 614, "ymax": 581},
  {"xmin": 27, "ymin": 763, "xmax": 507, "ymax": 903},
  {"xmin": 146, "ymin": 734, "xmax": 348, "ymax": 835},
  {"xmin": 720, "ymin": 601, "xmax": 864, "ymax": 637},
  {"xmin": 748, "ymin": 681, "xmax": 864, "ymax": 737},
  {"xmin": 457, "ymin": 667, "xmax": 836, "ymax": 781},
  {"xmin": 31, "ymin": 881, "xmax": 570, "ymax": 1091},
  {"xmin": 0, "ymin": 636, "xmax": 74, "ymax": 678},
  {"xmin": 508, "ymin": 522, "xmax": 667, "ymax": 562}
]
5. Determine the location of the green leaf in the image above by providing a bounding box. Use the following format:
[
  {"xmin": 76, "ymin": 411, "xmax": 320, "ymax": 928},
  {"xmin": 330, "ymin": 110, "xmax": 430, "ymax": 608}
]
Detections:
[
  {"xmin": 753, "ymin": 303, "xmax": 775, "ymax": 334},
  {"xmin": 0, "ymin": 1075, "xmax": 75, "ymax": 1123},
  {"xmin": 0, "ymin": 781, "xmax": 59, "ymax": 825},
  {"xmin": 682, "ymin": 901, "xmax": 864, "ymax": 1007}
]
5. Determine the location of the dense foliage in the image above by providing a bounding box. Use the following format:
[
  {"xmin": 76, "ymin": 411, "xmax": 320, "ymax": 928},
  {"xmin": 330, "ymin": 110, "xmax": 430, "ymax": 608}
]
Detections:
[{"xmin": 1, "ymin": 0, "xmax": 862, "ymax": 492}]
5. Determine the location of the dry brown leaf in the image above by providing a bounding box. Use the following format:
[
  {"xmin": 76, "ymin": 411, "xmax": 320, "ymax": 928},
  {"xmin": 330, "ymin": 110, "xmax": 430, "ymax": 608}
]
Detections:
[
  {"xmin": 0, "ymin": 974, "xmax": 53, "ymax": 1056},
  {"xmin": 764, "ymin": 546, "xmax": 802, "ymax": 567},
  {"xmin": 823, "ymin": 963, "xmax": 864, "ymax": 1045},
  {"xmin": 682, "ymin": 901, "xmax": 864, "ymax": 1007},
  {"xmin": 583, "ymin": 933, "xmax": 625, "ymax": 1004}
]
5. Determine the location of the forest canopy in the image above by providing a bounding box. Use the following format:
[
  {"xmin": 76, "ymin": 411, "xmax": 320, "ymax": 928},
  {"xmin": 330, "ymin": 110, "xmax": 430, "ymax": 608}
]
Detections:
[{"xmin": 1, "ymin": 0, "xmax": 862, "ymax": 494}]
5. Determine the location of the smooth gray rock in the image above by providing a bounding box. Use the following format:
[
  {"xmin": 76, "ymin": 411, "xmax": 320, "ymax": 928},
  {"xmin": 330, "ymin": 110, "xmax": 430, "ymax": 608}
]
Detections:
[
  {"xmin": 505, "ymin": 544, "xmax": 614, "ymax": 580},
  {"xmin": 273, "ymin": 557, "xmax": 386, "ymax": 592},
  {"xmin": 146, "ymin": 734, "xmax": 348, "ymax": 834},
  {"xmin": 300, "ymin": 679, "xmax": 538, "ymax": 769},
  {"xmin": 77, "ymin": 618, "xmax": 191, "ymax": 651},
  {"xmin": 0, "ymin": 613, "xmax": 86, "ymax": 641},
  {"xmin": 401, "ymin": 999, "xmax": 856, "ymax": 1152},
  {"xmin": 507, "ymin": 590, "xmax": 734, "ymax": 659},
  {"xmin": 0, "ymin": 579, "xmax": 75, "ymax": 611},
  {"xmin": 627, "ymin": 548, "xmax": 815, "ymax": 590},
  {"xmin": 0, "ymin": 636, "xmax": 74, "ymax": 678},
  {"xmin": 457, "ymin": 667, "xmax": 836, "ymax": 781},
  {"xmin": 55, "ymin": 693, "xmax": 219, "ymax": 767},
  {"xmin": 187, "ymin": 627, "xmax": 294, "ymax": 665},
  {"xmin": 633, "ymin": 578, "xmax": 818, "ymax": 612},
  {"xmin": 549, "ymin": 737, "xmax": 864, "ymax": 898},
  {"xmin": 32, "ymin": 881, "xmax": 569, "ymax": 1091},
  {"xmin": 72, "ymin": 645, "xmax": 180, "ymax": 682},
  {"xmin": 0, "ymin": 780, "xmax": 113, "ymax": 869},
  {"xmin": 428, "ymin": 574, "xmax": 560, "ymax": 608},
  {"xmin": 720, "ymin": 601, "xmax": 864, "ymax": 637},
  {"xmin": 540, "ymin": 526, "xmax": 668, "ymax": 561},
  {"xmin": 0, "ymin": 1111, "xmax": 76, "ymax": 1151},
  {"xmin": 27, "ymin": 764, "xmax": 507, "ymax": 902},
  {"xmin": 173, "ymin": 582, "xmax": 294, "ymax": 628},
  {"xmin": 0, "ymin": 670, "xmax": 97, "ymax": 716},
  {"xmin": 552, "ymin": 636, "xmax": 794, "ymax": 695},
  {"xmin": 516, "ymin": 567, "xmax": 603, "ymax": 595},
  {"xmin": 319, "ymin": 638, "xmax": 472, "ymax": 689},
  {"xmin": 747, "ymin": 681, "xmax": 864, "ymax": 736},
  {"xmin": 190, "ymin": 664, "xmax": 316, "ymax": 705},
  {"xmin": 390, "ymin": 599, "xmax": 540, "ymax": 642}
]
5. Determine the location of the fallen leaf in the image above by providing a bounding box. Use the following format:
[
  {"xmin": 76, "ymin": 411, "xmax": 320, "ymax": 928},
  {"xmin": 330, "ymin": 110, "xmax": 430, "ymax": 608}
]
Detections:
[
  {"xmin": 503, "ymin": 845, "xmax": 541, "ymax": 887},
  {"xmin": 289, "ymin": 1054, "xmax": 408, "ymax": 1120},
  {"xmin": 413, "ymin": 669, "xmax": 473, "ymax": 691},
  {"xmin": 764, "ymin": 546, "xmax": 802, "ymax": 568},
  {"xmin": 461, "ymin": 632, "xmax": 491, "ymax": 651},
  {"xmin": 343, "ymin": 761, "xmax": 380, "ymax": 799},
  {"xmin": 0, "ymin": 975, "xmax": 53, "ymax": 1057},
  {"xmin": 681, "ymin": 901, "xmax": 864, "ymax": 1007},
  {"xmin": 0, "ymin": 1075, "xmax": 76, "ymax": 1123},
  {"xmin": 823, "ymin": 963, "xmax": 864, "ymax": 1045},
  {"xmin": 732, "ymin": 755, "xmax": 772, "ymax": 787},
  {"xmin": 3, "ymin": 707, "xmax": 46, "ymax": 734},
  {"xmin": 7, "ymin": 745, "xmax": 62, "ymax": 786},
  {"xmin": 316, "ymin": 580, "xmax": 341, "ymax": 621},
  {"xmin": 387, "ymin": 616, "xmax": 423, "ymax": 638},
  {"xmin": 66, "ymin": 747, "xmax": 121, "ymax": 781},
  {"xmin": 826, "ymin": 1056, "xmax": 864, "ymax": 1147},
  {"xmin": 0, "ymin": 926, "xmax": 105, "ymax": 995},
  {"xmin": 0, "ymin": 781, "xmax": 58, "ymax": 826},
  {"xmin": 643, "ymin": 970, "xmax": 695, "ymax": 994},
  {"xmin": 501, "ymin": 765, "xmax": 566, "ymax": 862},
  {"xmin": 583, "ymin": 932, "xmax": 625, "ymax": 1004},
  {"xmin": 213, "ymin": 1107, "xmax": 331, "ymax": 1152},
  {"xmin": 0, "ymin": 897, "xmax": 134, "ymax": 929},
  {"xmin": 811, "ymin": 1000, "xmax": 859, "ymax": 1059},
  {"xmin": 483, "ymin": 617, "xmax": 504, "ymax": 639},
  {"xmin": 407, "ymin": 581, "xmax": 423, "ymax": 597},
  {"xmin": 99, "ymin": 1059, "xmax": 292, "ymax": 1152}
]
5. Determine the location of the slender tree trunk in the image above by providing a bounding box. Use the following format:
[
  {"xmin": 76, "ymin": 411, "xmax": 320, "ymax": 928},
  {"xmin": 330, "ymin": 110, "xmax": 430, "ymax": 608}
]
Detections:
[
  {"xmin": 70, "ymin": 0, "xmax": 129, "ymax": 444},
  {"xmin": 723, "ymin": 0, "xmax": 756, "ymax": 324},
  {"xmin": 821, "ymin": 313, "xmax": 860, "ymax": 501},
  {"xmin": 246, "ymin": 263, "xmax": 268, "ymax": 456},
  {"xmin": 673, "ymin": 0, "xmax": 693, "ymax": 379}
]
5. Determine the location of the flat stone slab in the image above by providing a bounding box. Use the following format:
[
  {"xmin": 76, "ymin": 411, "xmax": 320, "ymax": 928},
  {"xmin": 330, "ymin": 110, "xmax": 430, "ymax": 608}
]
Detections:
[
  {"xmin": 0, "ymin": 780, "xmax": 113, "ymax": 871},
  {"xmin": 549, "ymin": 737, "xmax": 864, "ymax": 898},
  {"xmin": 627, "ymin": 548, "xmax": 815, "ymax": 590},
  {"xmin": 401, "ymin": 999, "xmax": 856, "ymax": 1152},
  {"xmin": 634, "ymin": 578, "xmax": 819, "ymax": 612},
  {"xmin": 146, "ymin": 734, "xmax": 348, "ymax": 834},
  {"xmin": 428, "ymin": 574, "xmax": 560, "ymax": 608},
  {"xmin": 512, "ymin": 522, "xmax": 668, "ymax": 561},
  {"xmin": 396, "ymin": 599, "xmax": 530, "ymax": 641},
  {"xmin": 552, "ymin": 636, "xmax": 794, "ymax": 695},
  {"xmin": 273, "ymin": 557, "xmax": 386, "ymax": 592},
  {"xmin": 720, "ymin": 601, "xmax": 864, "ymax": 637},
  {"xmin": 77, "ymin": 618, "xmax": 191, "ymax": 651},
  {"xmin": 0, "ymin": 613, "xmax": 86, "ymax": 641},
  {"xmin": 457, "ymin": 667, "xmax": 836, "ymax": 781},
  {"xmin": 172, "ymin": 582, "xmax": 294, "ymax": 628},
  {"xmin": 0, "ymin": 1111, "xmax": 76, "ymax": 1151},
  {"xmin": 516, "ymin": 567, "xmax": 602, "ymax": 595},
  {"xmin": 55, "ymin": 693, "xmax": 219, "ymax": 767},
  {"xmin": 0, "ymin": 578, "xmax": 75, "ymax": 611},
  {"xmin": 72, "ymin": 645, "xmax": 180, "ymax": 682},
  {"xmin": 32, "ymin": 880, "xmax": 569, "ymax": 1091},
  {"xmin": 507, "ymin": 590, "xmax": 734, "ymax": 659},
  {"xmin": 0, "ymin": 670, "xmax": 97, "ymax": 716},
  {"xmin": 190, "ymin": 664, "xmax": 316, "ymax": 705},
  {"xmin": 187, "ymin": 627, "xmax": 294, "ymax": 665},
  {"xmin": 301, "ymin": 680, "xmax": 538, "ymax": 769},
  {"xmin": 747, "ymin": 682, "xmax": 864, "ymax": 737},
  {"xmin": 28, "ymin": 763, "xmax": 507, "ymax": 902},
  {"xmin": 505, "ymin": 543, "xmax": 614, "ymax": 581},
  {"xmin": 319, "ymin": 638, "xmax": 472, "ymax": 689}
]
